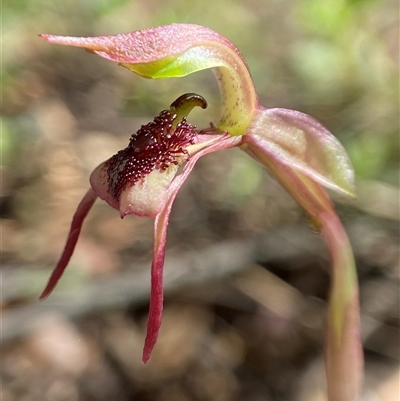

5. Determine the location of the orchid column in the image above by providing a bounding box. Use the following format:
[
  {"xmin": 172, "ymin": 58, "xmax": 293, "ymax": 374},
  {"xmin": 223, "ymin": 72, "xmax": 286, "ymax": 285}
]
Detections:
[{"xmin": 39, "ymin": 24, "xmax": 363, "ymax": 401}]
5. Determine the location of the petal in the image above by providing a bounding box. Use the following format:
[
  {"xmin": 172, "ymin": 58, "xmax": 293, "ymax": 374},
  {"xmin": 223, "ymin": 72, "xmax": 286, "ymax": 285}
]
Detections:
[
  {"xmin": 39, "ymin": 24, "xmax": 258, "ymax": 135},
  {"xmin": 142, "ymin": 134, "xmax": 242, "ymax": 363},
  {"xmin": 39, "ymin": 188, "xmax": 98, "ymax": 299},
  {"xmin": 244, "ymin": 107, "xmax": 356, "ymax": 197}
]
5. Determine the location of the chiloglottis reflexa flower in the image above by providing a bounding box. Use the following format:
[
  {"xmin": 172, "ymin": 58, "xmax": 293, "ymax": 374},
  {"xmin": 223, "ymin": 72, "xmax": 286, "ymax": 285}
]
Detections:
[{"xmin": 39, "ymin": 24, "xmax": 363, "ymax": 400}]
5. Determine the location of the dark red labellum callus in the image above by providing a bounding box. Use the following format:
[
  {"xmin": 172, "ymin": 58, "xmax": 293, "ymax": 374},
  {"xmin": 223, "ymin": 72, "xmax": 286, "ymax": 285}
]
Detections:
[{"xmin": 90, "ymin": 94, "xmax": 205, "ymax": 217}]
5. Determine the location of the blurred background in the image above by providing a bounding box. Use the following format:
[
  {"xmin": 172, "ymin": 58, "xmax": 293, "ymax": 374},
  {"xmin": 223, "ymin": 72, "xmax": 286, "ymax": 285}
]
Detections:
[{"xmin": 2, "ymin": 0, "xmax": 399, "ymax": 400}]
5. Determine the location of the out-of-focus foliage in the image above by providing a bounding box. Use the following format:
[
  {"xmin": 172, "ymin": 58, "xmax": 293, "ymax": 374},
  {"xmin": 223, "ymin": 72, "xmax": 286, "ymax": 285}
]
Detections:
[{"xmin": 2, "ymin": 1, "xmax": 398, "ymax": 400}]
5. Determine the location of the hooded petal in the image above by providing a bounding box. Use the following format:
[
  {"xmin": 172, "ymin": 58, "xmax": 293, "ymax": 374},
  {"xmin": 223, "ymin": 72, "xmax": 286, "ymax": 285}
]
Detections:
[
  {"xmin": 142, "ymin": 133, "xmax": 242, "ymax": 363},
  {"xmin": 39, "ymin": 188, "xmax": 98, "ymax": 299},
  {"xmin": 244, "ymin": 107, "xmax": 356, "ymax": 197},
  {"xmin": 39, "ymin": 24, "xmax": 257, "ymax": 135}
]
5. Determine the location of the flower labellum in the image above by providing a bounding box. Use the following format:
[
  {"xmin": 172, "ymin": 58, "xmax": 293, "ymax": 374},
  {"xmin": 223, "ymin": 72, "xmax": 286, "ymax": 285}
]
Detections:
[
  {"xmin": 90, "ymin": 94, "xmax": 205, "ymax": 217},
  {"xmin": 40, "ymin": 24, "xmax": 363, "ymax": 400}
]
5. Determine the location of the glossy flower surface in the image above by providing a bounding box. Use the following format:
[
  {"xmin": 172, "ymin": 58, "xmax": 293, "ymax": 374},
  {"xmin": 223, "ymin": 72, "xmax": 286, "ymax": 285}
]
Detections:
[{"xmin": 39, "ymin": 24, "xmax": 363, "ymax": 400}]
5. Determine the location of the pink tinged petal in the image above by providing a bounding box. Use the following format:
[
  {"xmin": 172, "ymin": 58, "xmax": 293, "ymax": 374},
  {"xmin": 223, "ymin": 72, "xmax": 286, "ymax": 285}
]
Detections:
[
  {"xmin": 39, "ymin": 24, "xmax": 258, "ymax": 135},
  {"xmin": 244, "ymin": 107, "xmax": 356, "ymax": 197},
  {"xmin": 39, "ymin": 188, "xmax": 98, "ymax": 299},
  {"xmin": 142, "ymin": 134, "xmax": 242, "ymax": 363},
  {"xmin": 322, "ymin": 212, "xmax": 363, "ymax": 401}
]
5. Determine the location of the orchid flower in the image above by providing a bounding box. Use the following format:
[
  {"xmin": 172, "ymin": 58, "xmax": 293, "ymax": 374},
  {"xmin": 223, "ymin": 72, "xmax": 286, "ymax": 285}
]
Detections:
[{"xmin": 39, "ymin": 24, "xmax": 363, "ymax": 400}]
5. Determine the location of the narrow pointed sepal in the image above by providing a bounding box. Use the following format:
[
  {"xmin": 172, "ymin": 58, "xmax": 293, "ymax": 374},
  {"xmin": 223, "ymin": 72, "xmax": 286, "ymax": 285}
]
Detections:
[
  {"xmin": 244, "ymin": 107, "xmax": 356, "ymax": 197},
  {"xmin": 142, "ymin": 207, "xmax": 168, "ymax": 364},
  {"xmin": 39, "ymin": 188, "xmax": 98, "ymax": 299},
  {"xmin": 142, "ymin": 134, "xmax": 242, "ymax": 363}
]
